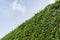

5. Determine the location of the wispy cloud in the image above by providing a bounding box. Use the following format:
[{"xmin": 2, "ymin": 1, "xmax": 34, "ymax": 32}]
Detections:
[
  {"xmin": 10, "ymin": 0, "xmax": 26, "ymax": 13},
  {"xmin": 49, "ymin": 0, "xmax": 55, "ymax": 4}
]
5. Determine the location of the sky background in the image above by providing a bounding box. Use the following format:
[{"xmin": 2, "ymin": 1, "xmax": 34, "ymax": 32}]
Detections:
[{"xmin": 0, "ymin": 0, "xmax": 55, "ymax": 38}]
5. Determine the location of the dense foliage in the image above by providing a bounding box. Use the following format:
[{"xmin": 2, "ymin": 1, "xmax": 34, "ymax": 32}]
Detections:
[{"xmin": 1, "ymin": 1, "xmax": 60, "ymax": 40}]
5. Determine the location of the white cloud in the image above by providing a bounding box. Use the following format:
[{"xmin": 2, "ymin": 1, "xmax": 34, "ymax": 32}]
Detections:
[
  {"xmin": 10, "ymin": 0, "xmax": 26, "ymax": 13},
  {"xmin": 49, "ymin": 0, "xmax": 55, "ymax": 4}
]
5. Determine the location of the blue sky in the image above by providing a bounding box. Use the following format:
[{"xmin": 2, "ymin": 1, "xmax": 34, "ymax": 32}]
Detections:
[{"xmin": 0, "ymin": 0, "xmax": 55, "ymax": 38}]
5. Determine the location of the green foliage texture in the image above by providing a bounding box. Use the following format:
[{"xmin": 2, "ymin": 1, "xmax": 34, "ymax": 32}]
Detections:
[{"xmin": 1, "ymin": 1, "xmax": 60, "ymax": 40}]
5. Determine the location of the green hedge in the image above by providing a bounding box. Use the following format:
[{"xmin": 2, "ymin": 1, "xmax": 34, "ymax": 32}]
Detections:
[{"xmin": 1, "ymin": 1, "xmax": 60, "ymax": 40}]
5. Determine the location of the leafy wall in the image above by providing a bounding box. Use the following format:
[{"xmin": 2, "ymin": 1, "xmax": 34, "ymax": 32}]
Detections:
[{"xmin": 1, "ymin": 0, "xmax": 60, "ymax": 40}]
